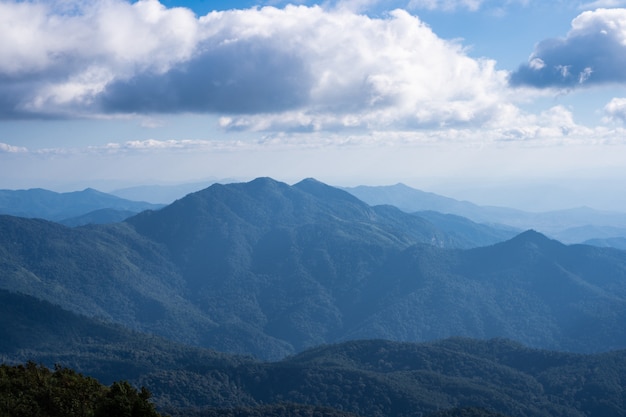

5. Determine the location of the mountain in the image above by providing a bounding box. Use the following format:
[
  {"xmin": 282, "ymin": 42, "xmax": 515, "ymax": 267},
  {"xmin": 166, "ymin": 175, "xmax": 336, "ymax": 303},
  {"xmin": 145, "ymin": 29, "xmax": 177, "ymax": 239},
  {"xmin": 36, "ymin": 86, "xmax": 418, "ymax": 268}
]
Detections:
[
  {"xmin": 111, "ymin": 181, "xmax": 219, "ymax": 204},
  {"xmin": 0, "ymin": 215, "xmax": 217, "ymax": 349},
  {"xmin": 0, "ymin": 187, "xmax": 163, "ymax": 222},
  {"xmin": 0, "ymin": 289, "xmax": 246, "ymax": 385},
  {"xmin": 3, "ymin": 178, "xmax": 626, "ymax": 359},
  {"xmin": 584, "ymin": 236, "xmax": 626, "ymax": 250},
  {"xmin": 59, "ymin": 208, "xmax": 138, "ymax": 226},
  {"xmin": 413, "ymin": 210, "xmax": 518, "ymax": 247},
  {"xmin": 344, "ymin": 183, "xmax": 626, "ymax": 242},
  {"xmin": 3, "ymin": 295, "xmax": 626, "ymax": 417}
]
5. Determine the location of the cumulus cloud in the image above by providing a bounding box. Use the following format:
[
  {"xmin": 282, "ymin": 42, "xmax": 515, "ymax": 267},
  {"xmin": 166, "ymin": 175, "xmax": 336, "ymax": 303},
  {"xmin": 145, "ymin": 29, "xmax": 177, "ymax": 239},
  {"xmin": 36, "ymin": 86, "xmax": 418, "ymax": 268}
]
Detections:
[
  {"xmin": 0, "ymin": 0, "xmax": 511, "ymax": 131},
  {"xmin": 0, "ymin": 0, "xmax": 198, "ymax": 117},
  {"xmin": 603, "ymin": 97, "xmax": 626, "ymax": 123},
  {"xmin": 509, "ymin": 8, "xmax": 626, "ymax": 88}
]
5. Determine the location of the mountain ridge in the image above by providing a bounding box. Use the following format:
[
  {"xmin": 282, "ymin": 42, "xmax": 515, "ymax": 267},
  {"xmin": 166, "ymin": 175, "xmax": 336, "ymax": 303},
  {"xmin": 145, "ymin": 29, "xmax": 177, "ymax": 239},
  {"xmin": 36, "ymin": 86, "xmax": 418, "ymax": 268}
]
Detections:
[
  {"xmin": 2, "ymin": 290, "xmax": 624, "ymax": 417},
  {"xmin": 0, "ymin": 187, "xmax": 163, "ymax": 222},
  {"xmin": 344, "ymin": 183, "xmax": 626, "ymax": 243},
  {"xmin": 2, "ymin": 177, "xmax": 626, "ymax": 359}
]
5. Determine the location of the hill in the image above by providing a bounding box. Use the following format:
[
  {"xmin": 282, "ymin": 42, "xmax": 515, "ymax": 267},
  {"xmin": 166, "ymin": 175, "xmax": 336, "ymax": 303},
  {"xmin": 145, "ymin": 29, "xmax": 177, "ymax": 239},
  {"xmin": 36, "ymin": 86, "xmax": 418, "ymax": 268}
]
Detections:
[
  {"xmin": 0, "ymin": 187, "xmax": 162, "ymax": 222},
  {"xmin": 344, "ymin": 183, "xmax": 626, "ymax": 243},
  {"xmin": 3, "ymin": 296, "xmax": 626, "ymax": 417},
  {"xmin": 2, "ymin": 178, "xmax": 626, "ymax": 359}
]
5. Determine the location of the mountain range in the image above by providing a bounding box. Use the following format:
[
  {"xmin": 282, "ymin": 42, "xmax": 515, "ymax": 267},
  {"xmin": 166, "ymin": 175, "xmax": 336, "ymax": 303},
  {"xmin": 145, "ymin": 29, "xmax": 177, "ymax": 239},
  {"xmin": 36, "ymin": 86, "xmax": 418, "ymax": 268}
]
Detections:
[
  {"xmin": 2, "ymin": 177, "xmax": 626, "ymax": 360},
  {"xmin": 5, "ymin": 180, "xmax": 626, "ymax": 246},
  {"xmin": 0, "ymin": 187, "xmax": 163, "ymax": 225},
  {"xmin": 2, "ymin": 288, "xmax": 625, "ymax": 417},
  {"xmin": 4, "ymin": 176, "xmax": 626, "ymax": 416},
  {"xmin": 344, "ymin": 183, "xmax": 626, "ymax": 244}
]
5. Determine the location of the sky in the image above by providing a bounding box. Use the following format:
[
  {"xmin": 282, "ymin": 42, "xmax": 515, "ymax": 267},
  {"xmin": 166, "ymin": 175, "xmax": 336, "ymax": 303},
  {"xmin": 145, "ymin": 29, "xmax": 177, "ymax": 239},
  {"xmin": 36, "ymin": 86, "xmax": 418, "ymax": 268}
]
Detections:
[{"xmin": 3, "ymin": 0, "xmax": 626, "ymax": 210}]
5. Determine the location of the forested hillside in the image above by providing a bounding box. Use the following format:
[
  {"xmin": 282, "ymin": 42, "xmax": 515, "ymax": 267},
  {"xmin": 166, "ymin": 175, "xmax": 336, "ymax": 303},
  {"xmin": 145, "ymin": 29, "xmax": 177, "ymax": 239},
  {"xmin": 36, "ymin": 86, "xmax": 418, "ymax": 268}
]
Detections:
[{"xmin": 2, "ymin": 178, "xmax": 626, "ymax": 359}]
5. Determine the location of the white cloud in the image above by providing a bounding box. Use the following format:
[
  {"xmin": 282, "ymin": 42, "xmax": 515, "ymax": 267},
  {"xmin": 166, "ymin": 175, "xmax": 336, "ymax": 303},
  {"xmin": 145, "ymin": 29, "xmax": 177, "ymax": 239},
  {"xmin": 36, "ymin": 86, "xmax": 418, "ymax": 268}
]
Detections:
[
  {"xmin": 0, "ymin": 0, "xmax": 198, "ymax": 116},
  {"xmin": 603, "ymin": 97, "xmax": 626, "ymax": 123},
  {"xmin": 510, "ymin": 8, "xmax": 626, "ymax": 88},
  {"xmin": 0, "ymin": 143, "xmax": 28, "ymax": 153},
  {"xmin": 0, "ymin": 1, "xmax": 514, "ymax": 132}
]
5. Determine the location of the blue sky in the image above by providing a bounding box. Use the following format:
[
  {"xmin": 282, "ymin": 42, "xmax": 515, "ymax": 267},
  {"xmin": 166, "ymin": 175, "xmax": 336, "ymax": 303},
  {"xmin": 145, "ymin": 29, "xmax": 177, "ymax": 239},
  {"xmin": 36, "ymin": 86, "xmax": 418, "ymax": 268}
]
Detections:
[{"xmin": 3, "ymin": 0, "xmax": 626, "ymax": 210}]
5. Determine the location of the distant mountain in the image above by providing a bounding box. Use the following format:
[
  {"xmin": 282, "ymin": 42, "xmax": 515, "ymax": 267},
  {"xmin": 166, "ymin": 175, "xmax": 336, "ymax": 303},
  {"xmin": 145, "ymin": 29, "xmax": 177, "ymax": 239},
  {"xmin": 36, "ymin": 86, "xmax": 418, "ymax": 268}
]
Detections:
[
  {"xmin": 584, "ymin": 236, "xmax": 626, "ymax": 250},
  {"xmin": 554, "ymin": 225, "xmax": 626, "ymax": 245},
  {"xmin": 111, "ymin": 180, "xmax": 235, "ymax": 204},
  {"xmin": 413, "ymin": 210, "xmax": 518, "ymax": 247},
  {"xmin": 59, "ymin": 208, "xmax": 138, "ymax": 226},
  {"xmin": 344, "ymin": 183, "xmax": 626, "ymax": 242},
  {"xmin": 0, "ymin": 188, "xmax": 163, "ymax": 221},
  {"xmin": 3, "ymin": 178, "xmax": 626, "ymax": 360},
  {"xmin": 344, "ymin": 183, "xmax": 483, "ymax": 214}
]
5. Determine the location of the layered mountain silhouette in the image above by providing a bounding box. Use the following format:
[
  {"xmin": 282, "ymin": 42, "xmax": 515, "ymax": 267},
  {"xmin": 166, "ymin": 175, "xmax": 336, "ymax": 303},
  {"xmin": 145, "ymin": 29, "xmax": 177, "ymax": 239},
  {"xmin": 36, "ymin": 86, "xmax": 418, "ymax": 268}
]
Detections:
[
  {"xmin": 0, "ymin": 187, "xmax": 162, "ymax": 223},
  {"xmin": 2, "ymin": 292, "xmax": 624, "ymax": 417},
  {"xmin": 2, "ymin": 178, "xmax": 626, "ymax": 360},
  {"xmin": 344, "ymin": 183, "xmax": 626, "ymax": 244}
]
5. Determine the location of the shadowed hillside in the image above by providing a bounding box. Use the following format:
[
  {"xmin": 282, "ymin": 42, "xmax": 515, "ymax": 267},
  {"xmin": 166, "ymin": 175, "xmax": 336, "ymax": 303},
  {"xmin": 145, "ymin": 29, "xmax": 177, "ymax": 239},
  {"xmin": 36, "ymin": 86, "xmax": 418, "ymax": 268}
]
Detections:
[{"xmin": 2, "ymin": 178, "xmax": 626, "ymax": 359}]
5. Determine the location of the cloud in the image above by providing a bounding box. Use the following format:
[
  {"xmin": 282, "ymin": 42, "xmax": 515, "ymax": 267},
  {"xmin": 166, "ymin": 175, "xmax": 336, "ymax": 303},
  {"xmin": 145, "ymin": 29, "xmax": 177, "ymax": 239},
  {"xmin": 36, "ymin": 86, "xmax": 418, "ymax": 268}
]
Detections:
[
  {"xmin": 0, "ymin": 143, "xmax": 28, "ymax": 153},
  {"xmin": 603, "ymin": 97, "xmax": 626, "ymax": 123},
  {"xmin": 0, "ymin": 0, "xmax": 199, "ymax": 117},
  {"xmin": 0, "ymin": 0, "xmax": 510, "ymax": 132},
  {"xmin": 509, "ymin": 8, "xmax": 626, "ymax": 88}
]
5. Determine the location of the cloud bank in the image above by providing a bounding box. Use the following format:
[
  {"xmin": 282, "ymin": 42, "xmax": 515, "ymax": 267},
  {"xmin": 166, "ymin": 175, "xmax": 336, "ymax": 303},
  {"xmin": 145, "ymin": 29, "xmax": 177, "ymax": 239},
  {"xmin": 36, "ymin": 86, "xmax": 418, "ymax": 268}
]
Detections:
[
  {"xmin": 510, "ymin": 8, "xmax": 626, "ymax": 88},
  {"xmin": 0, "ymin": 0, "xmax": 509, "ymax": 131}
]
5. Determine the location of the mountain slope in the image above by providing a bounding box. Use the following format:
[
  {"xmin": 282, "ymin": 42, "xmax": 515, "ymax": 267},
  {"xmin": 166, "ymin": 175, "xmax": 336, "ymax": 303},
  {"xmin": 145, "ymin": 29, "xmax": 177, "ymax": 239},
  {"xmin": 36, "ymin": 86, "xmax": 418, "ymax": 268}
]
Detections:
[
  {"xmin": 3, "ymin": 296, "xmax": 624, "ymax": 417},
  {"xmin": 3, "ymin": 178, "xmax": 626, "ymax": 359},
  {"xmin": 342, "ymin": 230, "xmax": 626, "ymax": 352},
  {"xmin": 0, "ymin": 289, "xmax": 246, "ymax": 385},
  {"xmin": 0, "ymin": 215, "xmax": 216, "ymax": 347},
  {"xmin": 0, "ymin": 188, "xmax": 162, "ymax": 221},
  {"xmin": 344, "ymin": 183, "xmax": 626, "ymax": 242}
]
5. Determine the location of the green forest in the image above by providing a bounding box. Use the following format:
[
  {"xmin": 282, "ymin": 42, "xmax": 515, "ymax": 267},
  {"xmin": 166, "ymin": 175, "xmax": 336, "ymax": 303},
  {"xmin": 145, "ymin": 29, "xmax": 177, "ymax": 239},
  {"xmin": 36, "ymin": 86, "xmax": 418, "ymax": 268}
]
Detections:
[{"xmin": 0, "ymin": 362, "xmax": 160, "ymax": 417}]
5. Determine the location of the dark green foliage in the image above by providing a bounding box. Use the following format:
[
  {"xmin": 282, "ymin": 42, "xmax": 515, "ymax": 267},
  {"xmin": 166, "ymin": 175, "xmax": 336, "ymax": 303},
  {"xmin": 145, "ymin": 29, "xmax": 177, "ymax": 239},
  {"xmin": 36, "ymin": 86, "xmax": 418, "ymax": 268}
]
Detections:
[
  {"xmin": 426, "ymin": 407, "xmax": 511, "ymax": 417},
  {"xmin": 136, "ymin": 338, "xmax": 626, "ymax": 416},
  {"xmin": 169, "ymin": 403, "xmax": 361, "ymax": 417},
  {"xmin": 0, "ymin": 362, "xmax": 162, "ymax": 417},
  {"xmin": 3, "ymin": 308, "xmax": 626, "ymax": 417}
]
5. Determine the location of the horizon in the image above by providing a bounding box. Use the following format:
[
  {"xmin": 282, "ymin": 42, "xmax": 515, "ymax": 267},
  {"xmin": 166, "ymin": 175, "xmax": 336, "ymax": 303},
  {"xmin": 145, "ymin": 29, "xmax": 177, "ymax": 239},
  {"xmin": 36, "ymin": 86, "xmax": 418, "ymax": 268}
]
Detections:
[
  {"xmin": 3, "ymin": 1, "xmax": 626, "ymax": 212},
  {"xmin": 3, "ymin": 175, "xmax": 626, "ymax": 214}
]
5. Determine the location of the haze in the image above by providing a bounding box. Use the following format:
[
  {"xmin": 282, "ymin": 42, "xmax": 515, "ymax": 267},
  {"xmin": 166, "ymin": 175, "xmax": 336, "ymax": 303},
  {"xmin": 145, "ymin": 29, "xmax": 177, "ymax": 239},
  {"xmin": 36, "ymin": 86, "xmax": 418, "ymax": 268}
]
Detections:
[{"xmin": 3, "ymin": 0, "xmax": 626, "ymax": 211}]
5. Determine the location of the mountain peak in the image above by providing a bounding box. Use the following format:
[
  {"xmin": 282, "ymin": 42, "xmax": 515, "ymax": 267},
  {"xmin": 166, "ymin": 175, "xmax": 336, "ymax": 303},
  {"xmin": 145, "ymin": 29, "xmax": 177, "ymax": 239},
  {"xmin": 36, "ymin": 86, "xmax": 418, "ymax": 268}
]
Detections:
[
  {"xmin": 504, "ymin": 229, "xmax": 564, "ymax": 252},
  {"xmin": 294, "ymin": 178, "xmax": 365, "ymax": 204}
]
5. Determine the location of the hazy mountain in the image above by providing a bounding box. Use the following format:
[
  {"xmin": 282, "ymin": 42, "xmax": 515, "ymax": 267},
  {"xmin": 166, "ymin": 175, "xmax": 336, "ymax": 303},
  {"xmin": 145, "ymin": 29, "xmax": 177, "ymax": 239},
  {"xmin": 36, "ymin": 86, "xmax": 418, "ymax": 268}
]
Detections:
[
  {"xmin": 552, "ymin": 225, "xmax": 626, "ymax": 244},
  {"xmin": 3, "ymin": 178, "xmax": 626, "ymax": 360},
  {"xmin": 59, "ymin": 208, "xmax": 138, "ymax": 226},
  {"xmin": 0, "ymin": 187, "xmax": 163, "ymax": 221},
  {"xmin": 413, "ymin": 210, "xmax": 518, "ymax": 247},
  {"xmin": 344, "ymin": 183, "xmax": 626, "ymax": 242},
  {"xmin": 110, "ymin": 179, "xmax": 236, "ymax": 204},
  {"xmin": 583, "ymin": 236, "xmax": 626, "ymax": 250}
]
